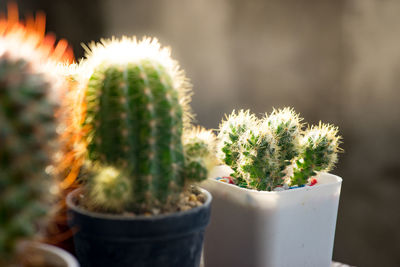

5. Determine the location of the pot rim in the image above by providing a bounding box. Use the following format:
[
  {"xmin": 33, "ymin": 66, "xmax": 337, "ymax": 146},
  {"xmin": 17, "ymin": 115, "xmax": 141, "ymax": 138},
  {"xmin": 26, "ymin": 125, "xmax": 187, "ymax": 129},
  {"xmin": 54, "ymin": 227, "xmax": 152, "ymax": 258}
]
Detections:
[
  {"xmin": 17, "ymin": 241, "xmax": 79, "ymax": 267},
  {"xmin": 66, "ymin": 187, "xmax": 212, "ymax": 221},
  {"xmin": 208, "ymin": 172, "xmax": 342, "ymax": 195}
]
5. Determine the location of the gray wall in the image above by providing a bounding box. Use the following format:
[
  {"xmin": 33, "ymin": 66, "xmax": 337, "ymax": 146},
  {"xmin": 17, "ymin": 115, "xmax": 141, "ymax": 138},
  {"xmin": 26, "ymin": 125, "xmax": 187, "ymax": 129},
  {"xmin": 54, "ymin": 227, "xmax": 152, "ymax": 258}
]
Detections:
[
  {"xmin": 5, "ymin": 0, "xmax": 400, "ymax": 266},
  {"xmin": 104, "ymin": 1, "xmax": 400, "ymax": 266}
]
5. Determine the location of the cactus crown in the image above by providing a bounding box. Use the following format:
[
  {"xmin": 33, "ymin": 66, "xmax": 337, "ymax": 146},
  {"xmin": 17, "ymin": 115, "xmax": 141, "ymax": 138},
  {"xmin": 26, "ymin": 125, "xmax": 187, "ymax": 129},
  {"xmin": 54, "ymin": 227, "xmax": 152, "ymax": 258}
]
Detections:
[
  {"xmin": 0, "ymin": 4, "xmax": 72, "ymax": 261},
  {"xmin": 79, "ymin": 37, "xmax": 215, "ymax": 213},
  {"xmin": 217, "ymin": 108, "xmax": 341, "ymax": 191}
]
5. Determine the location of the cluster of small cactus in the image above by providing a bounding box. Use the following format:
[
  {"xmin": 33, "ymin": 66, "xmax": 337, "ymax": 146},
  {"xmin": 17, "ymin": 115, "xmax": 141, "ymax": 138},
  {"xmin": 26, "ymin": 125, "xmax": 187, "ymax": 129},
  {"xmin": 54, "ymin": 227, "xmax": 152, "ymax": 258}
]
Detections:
[
  {"xmin": 218, "ymin": 107, "xmax": 341, "ymax": 191},
  {"xmin": 0, "ymin": 7, "xmax": 73, "ymax": 260},
  {"xmin": 78, "ymin": 37, "xmax": 216, "ymax": 213}
]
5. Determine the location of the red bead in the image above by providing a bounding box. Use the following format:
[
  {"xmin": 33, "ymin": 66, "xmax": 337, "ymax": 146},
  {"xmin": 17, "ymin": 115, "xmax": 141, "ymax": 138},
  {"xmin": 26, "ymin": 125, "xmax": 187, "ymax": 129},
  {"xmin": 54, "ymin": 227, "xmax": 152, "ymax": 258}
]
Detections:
[{"xmin": 310, "ymin": 178, "xmax": 317, "ymax": 186}]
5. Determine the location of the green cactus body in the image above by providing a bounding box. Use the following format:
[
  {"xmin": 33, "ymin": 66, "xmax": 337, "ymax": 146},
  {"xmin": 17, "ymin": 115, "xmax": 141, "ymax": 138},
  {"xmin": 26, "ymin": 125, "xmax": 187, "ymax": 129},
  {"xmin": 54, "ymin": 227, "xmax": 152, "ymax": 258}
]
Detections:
[
  {"xmin": 217, "ymin": 110, "xmax": 257, "ymax": 182},
  {"xmin": 80, "ymin": 37, "xmax": 215, "ymax": 213},
  {"xmin": 290, "ymin": 122, "xmax": 341, "ymax": 186},
  {"xmin": 263, "ymin": 108, "xmax": 303, "ymax": 185},
  {"xmin": 238, "ymin": 129, "xmax": 280, "ymax": 191},
  {"xmin": 0, "ymin": 54, "xmax": 58, "ymax": 259},
  {"xmin": 84, "ymin": 59, "xmax": 184, "ymax": 209}
]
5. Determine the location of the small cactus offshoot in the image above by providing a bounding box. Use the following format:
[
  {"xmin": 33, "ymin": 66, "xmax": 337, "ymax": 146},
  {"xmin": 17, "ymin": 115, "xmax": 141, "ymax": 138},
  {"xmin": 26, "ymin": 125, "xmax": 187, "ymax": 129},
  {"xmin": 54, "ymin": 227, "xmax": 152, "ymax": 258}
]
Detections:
[
  {"xmin": 290, "ymin": 122, "xmax": 342, "ymax": 187},
  {"xmin": 78, "ymin": 37, "xmax": 215, "ymax": 213},
  {"xmin": 217, "ymin": 108, "xmax": 342, "ymax": 191},
  {"xmin": 0, "ymin": 4, "xmax": 71, "ymax": 261},
  {"xmin": 87, "ymin": 166, "xmax": 132, "ymax": 213},
  {"xmin": 183, "ymin": 126, "xmax": 217, "ymax": 183}
]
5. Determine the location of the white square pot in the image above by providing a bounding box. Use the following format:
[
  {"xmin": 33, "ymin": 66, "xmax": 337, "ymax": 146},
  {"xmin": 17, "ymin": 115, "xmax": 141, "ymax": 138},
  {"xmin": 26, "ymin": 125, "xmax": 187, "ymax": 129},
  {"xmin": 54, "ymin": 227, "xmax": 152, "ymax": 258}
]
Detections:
[{"xmin": 201, "ymin": 165, "xmax": 342, "ymax": 267}]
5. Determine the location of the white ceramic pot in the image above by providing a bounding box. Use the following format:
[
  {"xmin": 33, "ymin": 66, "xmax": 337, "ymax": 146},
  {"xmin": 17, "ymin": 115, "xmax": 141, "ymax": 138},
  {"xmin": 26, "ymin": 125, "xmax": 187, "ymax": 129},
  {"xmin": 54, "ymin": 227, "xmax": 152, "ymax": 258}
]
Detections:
[
  {"xmin": 16, "ymin": 241, "xmax": 79, "ymax": 267},
  {"xmin": 201, "ymin": 165, "xmax": 342, "ymax": 267}
]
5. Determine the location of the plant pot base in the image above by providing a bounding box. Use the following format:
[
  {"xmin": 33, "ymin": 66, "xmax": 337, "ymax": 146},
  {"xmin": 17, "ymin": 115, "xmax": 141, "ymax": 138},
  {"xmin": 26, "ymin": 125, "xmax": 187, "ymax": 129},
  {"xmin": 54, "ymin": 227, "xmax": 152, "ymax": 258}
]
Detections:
[
  {"xmin": 67, "ymin": 188, "xmax": 212, "ymax": 267},
  {"xmin": 202, "ymin": 166, "xmax": 342, "ymax": 267}
]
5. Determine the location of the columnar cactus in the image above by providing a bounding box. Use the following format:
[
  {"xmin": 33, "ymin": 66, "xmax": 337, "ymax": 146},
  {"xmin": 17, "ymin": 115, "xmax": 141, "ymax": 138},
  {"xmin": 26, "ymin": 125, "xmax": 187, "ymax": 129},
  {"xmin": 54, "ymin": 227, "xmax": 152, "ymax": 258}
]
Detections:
[
  {"xmin": 217, "ymin": 108, "xmax": 341, "ymax": 191},
  {"xmin": 0, "ymin": 6, "xmax": 71, "ymax": 261},
  {"xmin": 80, "ymin": 37, "xmax": 215, "ymax": 213},
  {"xmin": 290, "ymin": 122, "xmax": 341, "ymax": 186}
]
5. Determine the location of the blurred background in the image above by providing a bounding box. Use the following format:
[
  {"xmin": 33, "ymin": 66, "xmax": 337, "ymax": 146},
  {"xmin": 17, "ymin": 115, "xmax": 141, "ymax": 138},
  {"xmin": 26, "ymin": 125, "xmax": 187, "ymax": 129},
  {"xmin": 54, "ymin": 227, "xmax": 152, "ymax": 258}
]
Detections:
[{"xmin": 2, "ymin": 0, "xmax": 399, "ymax": 266}]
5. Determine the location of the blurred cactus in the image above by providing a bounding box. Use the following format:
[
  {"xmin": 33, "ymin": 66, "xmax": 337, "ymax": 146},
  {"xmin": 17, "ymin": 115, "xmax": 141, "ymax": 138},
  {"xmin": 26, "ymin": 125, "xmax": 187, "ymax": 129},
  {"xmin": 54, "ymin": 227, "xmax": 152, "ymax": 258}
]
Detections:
[
  {"xmin": 87, "ymin": 166, "xmax": 132, "ymax": 213},
  {"xmin": 183, "ymin": 126, "xmax": 217, "ymax": 183},
  {"xmin": 290, "ymin": 122, "xmax": 342, "ymax": 187},
  {"xmin": 79, "ymin": 37, "xmax": 213, "ymax": 213},
  {"xmin": 0, "ymin": 4, "xmax": 73, "ymax": 261},
  {"xmin": 44, "ymin": 64, "xmax": 85, "ymax": 252},
  {"xmin": 217, "ymin": 108, "xmax": 341, "ymax": 191},
  {"xmin": 0, "ymin": 52, "xmax": 57, "ymax": 261}
]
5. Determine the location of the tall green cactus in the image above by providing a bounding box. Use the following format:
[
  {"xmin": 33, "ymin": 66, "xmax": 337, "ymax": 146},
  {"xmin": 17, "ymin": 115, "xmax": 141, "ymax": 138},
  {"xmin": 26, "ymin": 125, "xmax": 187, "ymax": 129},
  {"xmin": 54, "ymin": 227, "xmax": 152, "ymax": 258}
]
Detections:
[
  {"xmin": 0, "ymin": 51, "xmax": 58, "ymax": 260},
  {"xmin": 290, "ymin": 122, "xmax": 342, "ymax": 186},
  {"xmin": 81, "ymin": 37, "xmax": 214, "ymax": 213}
]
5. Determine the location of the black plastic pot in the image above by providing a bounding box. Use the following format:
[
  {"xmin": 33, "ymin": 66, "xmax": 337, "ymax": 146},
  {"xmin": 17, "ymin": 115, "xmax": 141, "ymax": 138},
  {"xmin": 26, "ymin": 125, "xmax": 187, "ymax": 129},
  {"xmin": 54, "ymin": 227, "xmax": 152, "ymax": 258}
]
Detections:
[{"xmin": 66, "ymin": 188, "xmax": 212, "ymax": 267}]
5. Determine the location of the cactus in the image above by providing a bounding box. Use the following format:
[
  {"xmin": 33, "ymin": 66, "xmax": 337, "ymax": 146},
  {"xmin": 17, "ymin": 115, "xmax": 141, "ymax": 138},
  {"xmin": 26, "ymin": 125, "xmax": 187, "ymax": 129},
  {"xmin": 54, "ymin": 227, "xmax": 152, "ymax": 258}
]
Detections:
[
  {"xmin": 217, "ymin": 108, "xmax": 341, "ymax": 191},
  {"xmin": 80, "ymin": 37, "xmax": 212, "ymax": 213},
  {"xmin": 0, "ymin": 4, "xmax": 72, "ymax": 261},
  {"xmin": 264, "ymin": 107, "xmax": 302, "ymax": 167},
  {"xmin": 0, "ymin": 51, "xmax": 57, "ymax": 261},
  {"xmin": 262, "ymin": 107, "xmax": 303, "ymax": 186},
  {"xmin": 235, "ymin": 108, "xmax": 302, "ymax": 190},
  {"xmin": 290, "ymin": 122, "xmax": 342, "ymax": 186},
  {"xmin": 217, "ymin": 110, "xmax": 257, "ymax": 185},
  {"xmin": 183, "ymin": 126, "xmax": 217, "ymax": 183},
  {"xmin": 237, "ymin": 125, "xmax": 280, "ymax": 190},
  {"xmin": 86, "ymin": 166, "xmax": 132, "ymax": 213}
]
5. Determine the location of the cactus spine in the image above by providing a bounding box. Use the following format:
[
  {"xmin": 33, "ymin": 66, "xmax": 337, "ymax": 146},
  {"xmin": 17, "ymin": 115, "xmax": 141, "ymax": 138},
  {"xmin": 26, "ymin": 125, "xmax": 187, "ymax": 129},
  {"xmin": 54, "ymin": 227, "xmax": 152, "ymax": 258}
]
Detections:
[
  {"xmin": 217, "ymin": 108, "xmax": 341, "ymax": 191},
  {"xmin": 80, "ymin": 37, "xmax": 214, "ymax": 212},
  {"xmin": 0, "ymin": 5, "xmax": 72, "ymax": 260}
]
